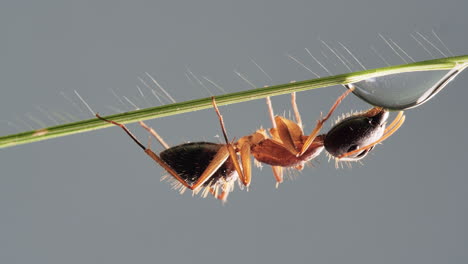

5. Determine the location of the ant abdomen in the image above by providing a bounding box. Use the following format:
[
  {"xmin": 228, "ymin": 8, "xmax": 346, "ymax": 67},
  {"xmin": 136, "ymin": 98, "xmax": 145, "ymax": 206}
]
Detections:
[
  {"xmin": 324, "ymin": 108, "xmax": 389, "ymax": 161},
  {"xmin": 160, "ymin": 142, "xmax": 237, "ymax": 187}
]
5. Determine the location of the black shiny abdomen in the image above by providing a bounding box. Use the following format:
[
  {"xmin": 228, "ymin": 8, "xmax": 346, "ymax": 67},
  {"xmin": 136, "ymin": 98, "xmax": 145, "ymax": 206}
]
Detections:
[{"xmin": 160, "ymin": 142, "xmax": 236, "ymax": 187}]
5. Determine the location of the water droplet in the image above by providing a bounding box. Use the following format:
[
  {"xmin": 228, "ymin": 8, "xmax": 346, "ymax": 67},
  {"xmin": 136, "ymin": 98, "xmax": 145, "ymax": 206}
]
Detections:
[{"xmin": 346, "ymin": 63, "xmax": 468, "ymax": 110}]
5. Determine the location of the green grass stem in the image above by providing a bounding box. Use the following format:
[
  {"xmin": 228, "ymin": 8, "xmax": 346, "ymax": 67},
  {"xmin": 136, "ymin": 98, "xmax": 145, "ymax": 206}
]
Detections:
[{"xmin": 1, "ymin": 55, "xmax": 467, "ymax": 149}]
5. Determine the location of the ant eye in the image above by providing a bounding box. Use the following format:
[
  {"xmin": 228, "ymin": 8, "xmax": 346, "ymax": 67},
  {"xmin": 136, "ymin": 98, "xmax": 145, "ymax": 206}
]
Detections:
[
  {"xmin": 346, "ymin": 145, "xmax": 368, "ymax": 159},
  {"xmin": 347, "ymin": 145, "xmax": 359, "ymax": 152}
]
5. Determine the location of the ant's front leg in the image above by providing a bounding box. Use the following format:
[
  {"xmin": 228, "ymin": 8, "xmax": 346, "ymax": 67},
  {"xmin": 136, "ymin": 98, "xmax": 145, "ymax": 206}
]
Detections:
[{"xmin": 299, "ymin": 88, "xmax": 354, "ymax": 156}]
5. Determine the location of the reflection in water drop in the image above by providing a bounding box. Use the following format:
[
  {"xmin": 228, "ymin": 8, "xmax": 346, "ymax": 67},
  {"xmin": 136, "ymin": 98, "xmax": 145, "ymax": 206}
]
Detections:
[{"xmin": 347, "ymin": 63, "xmax": 468, "ymax": 110}]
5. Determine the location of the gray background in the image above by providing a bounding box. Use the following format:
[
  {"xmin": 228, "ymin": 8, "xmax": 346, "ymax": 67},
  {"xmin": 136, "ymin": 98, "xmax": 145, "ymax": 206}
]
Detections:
[{"xmin": 1, "ymin": 1, "xmax": 467, "ymax": 263}]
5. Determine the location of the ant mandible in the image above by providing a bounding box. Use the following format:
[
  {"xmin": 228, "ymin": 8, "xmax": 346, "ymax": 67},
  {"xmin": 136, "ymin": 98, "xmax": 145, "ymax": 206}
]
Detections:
[{"xmin": 96, "ymin": 88, "xmax": 405, "ymax": 202}]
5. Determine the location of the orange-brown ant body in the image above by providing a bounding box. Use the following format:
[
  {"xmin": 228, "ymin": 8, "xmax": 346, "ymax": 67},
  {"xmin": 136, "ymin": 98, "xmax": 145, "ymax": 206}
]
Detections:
[{"xmin": 96, "ymin": 88, "xmax": 405, "ymax": 202}]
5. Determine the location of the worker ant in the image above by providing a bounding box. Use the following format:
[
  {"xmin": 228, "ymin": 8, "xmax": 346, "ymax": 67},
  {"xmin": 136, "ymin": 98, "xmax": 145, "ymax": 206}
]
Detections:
[{"xmin": 96, "ymin": 87, "xmax": 405, "ymax": 202}]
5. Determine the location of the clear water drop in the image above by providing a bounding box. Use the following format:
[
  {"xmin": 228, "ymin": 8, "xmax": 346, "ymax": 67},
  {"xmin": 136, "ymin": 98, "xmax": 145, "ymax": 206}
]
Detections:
[{"xmin": 346, "ymin": 63, "xmax": 468, "ymax": 110}]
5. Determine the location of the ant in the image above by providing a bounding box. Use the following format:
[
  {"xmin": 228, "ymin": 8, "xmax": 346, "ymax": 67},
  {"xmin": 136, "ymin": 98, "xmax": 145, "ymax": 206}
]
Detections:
[{"xmin": 96, "ymin": 88, "xmax": 405, "ymax": 202}]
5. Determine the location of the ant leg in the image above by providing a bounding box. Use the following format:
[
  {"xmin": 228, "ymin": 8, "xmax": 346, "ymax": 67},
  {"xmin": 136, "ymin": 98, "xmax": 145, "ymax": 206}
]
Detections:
[
  {"xmin": 265, "ymin": 93, "xmax": 307, "ymax": 155},
  {"xmin": 299, "ymin": 88, "xmax": 354, "ymax": 156},
  {"xmin": 95, "ymin": 114, "xmax": 193, "ymax": 190},
  {"xmin": 266, "ymin": 97, "xmax": 301, "ymax": 149},
  {"xmin": 266, "ymin": 97, "xmax": 302, "ymax": 151},
  {"xmin": 291, "ymin": 92, "xmax": 303, "ymax": 130},
  {"xmin": 189, "ymin": 145, "xmax": 231, "ymax": 190},
  {"xmin": 274, "ymin": 116, "xmax": 304, "ymax": 155},
  {"xmin": 272, "ymin": 166, "xmax": 283, "ymax": 187},
  {"xmin": 265, "ymin": 96, "xmax": 276, "ymax": 129},
  {"xmin": 239, "ymin": 143, "xmax": 252, "ymax": 187},
  {"xmin": 338, "ymin": 111, "xmax": 406, "ymax": 159},
  {"xmin": 266, "ymin": 94, "xmax": 311, "ymax": 185},
  {"xmin": 265, "ymin": 96, "xmax": 285, "ymax": 184},
  {"xmin": 138, "ymin": 121, "xmax": 170, "ymax": 149},
  {"xmin": 96, "ymin": 114, "xmax": 146, "ymax": 150},
  {"xmin": 265, "ymin": 97, "xmax": 282, "ymax": 145},
  {"xmin": 211, "ymin": 97, "xmax": 251, "ymax": 187}
]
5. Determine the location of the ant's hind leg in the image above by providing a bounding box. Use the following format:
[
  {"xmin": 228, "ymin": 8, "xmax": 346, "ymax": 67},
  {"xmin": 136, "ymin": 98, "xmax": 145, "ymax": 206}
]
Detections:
[
  {"xmin": 96, "ymin": 114, "xmax": 147, "ymax": 151},
  {"xmin": 95, "ymin": 114, "xmax": 193, "ymax": 190}
]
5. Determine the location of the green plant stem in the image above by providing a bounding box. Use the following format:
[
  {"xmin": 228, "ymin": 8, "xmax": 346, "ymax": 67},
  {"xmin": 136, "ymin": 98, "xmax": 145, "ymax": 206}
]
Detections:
[{"xmin": 1, "ymin": 55, "xmax": 467, "ymax": 149}]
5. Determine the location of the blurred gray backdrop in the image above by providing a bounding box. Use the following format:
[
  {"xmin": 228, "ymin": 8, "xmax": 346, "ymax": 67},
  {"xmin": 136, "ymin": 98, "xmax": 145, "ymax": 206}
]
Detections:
[{"xmin": 1, "ymin": 1, "xmax": 467, "ymax": 263}]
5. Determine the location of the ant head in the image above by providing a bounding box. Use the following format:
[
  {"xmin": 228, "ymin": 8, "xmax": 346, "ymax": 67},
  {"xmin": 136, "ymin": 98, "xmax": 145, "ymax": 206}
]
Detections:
[{"xmin": 324, "ymin": 108, "xmax": 389, "ymax": 161}]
